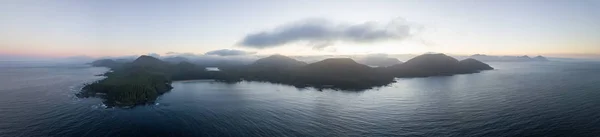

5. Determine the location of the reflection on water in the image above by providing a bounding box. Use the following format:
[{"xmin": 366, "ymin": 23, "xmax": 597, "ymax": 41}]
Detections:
[{"xmin": 1, "ymin": 61, "xmax": 600, "ymax": 136}]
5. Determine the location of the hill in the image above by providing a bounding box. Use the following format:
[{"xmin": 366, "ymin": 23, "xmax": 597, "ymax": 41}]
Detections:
[
  {"xmin": 250, "ymin": 54, "xmax": 307, "ymax": 69},
  {"xmin": 356, "ymin": 56, "xmax": 403, "ymax": 67},
  {"xmin": 227, "ymin": 56, "xmax": 395, "ymax": 90},
  {"xmin": 226, "ymin": 55, "xmax": 306, "ymax": 83},
  {"xmin": 533, "ymin": 55, "xmax": 549, "ymax": 61},
  {"xmin": 387, "ymin": 53, "xmax": 493, "ymax": 77},
  {"xmin": 294, "ymin": 58, "xmax": 394, "ymax": 90},
  {"xmin": 459, "ymin": 58, "xmax": 494, "ymax": 72},
  {"xmin": 131, "ymin": 55, "xmax": 169, "ymax": 68}
]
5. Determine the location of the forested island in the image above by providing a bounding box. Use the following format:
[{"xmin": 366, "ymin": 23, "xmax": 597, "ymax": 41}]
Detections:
[
  {"xmin": 78, "ymin": 55, "xmax": 238, "ymax": 107},
  {"xmin": 80, "ymin": 53, "xmax": 493, "ymax": 107}
]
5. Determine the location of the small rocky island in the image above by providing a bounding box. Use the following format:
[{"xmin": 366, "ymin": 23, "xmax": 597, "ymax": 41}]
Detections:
[
  {"xmin": 469, "ymin": 54, "xmax": 550, "ymax": 62},
  {"xmin": 80, "ymin": 53, "xmax": 493, "ymax": 107}
]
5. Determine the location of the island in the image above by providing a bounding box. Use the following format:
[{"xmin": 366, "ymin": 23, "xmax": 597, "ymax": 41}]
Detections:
[
  {"xmin": 80, "ymin": 53, "xmax": 493, "ymax": 107},
  {"xmin": 469, "ymin": 54, "xmax": 550, "ymax": 62}
]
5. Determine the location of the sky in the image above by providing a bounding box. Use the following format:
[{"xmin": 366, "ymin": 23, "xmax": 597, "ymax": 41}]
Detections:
[{"xmin": 1, "ymin": 0, "xmax": 599, "ymax": 59}]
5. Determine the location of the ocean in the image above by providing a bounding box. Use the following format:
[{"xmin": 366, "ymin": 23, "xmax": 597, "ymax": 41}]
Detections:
[{"xmin": 1, "ymin": 61, "xmax": 600, "ymax": 137}]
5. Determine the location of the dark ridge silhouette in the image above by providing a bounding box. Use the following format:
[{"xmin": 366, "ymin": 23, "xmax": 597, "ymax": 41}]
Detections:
[
  {"xmin": 356, "ymin": 56, "xmax": 403, "ymax": 67},
  {"xmin": 533, "ymin": 55, "xmax": 549, "ymax": 61},
  {"xmin": 517, "ymin": 55, "xmax": 532, "ymax": 61},
  {"xmin": 386, "ymin": 53, "xmax": 493, "ymax": 77},
  {"xmin": 251, "ymin": 54, "xmax": 307, "ymax": 68},
  {"xmin": 294, "ymin": 58, "xmax": 394, "ymax": 90},
  {"xmin": 402, "ymin": 53, "xmax": 461, "ymax": 69},
  {"xmin": 131, "ymin": 55, "xmax": 169, "ymax": 67},
  {"xmin": 387, "ymin": 53, "xmax": 460, "ymax": 77},
  {"xmin": 305, "ymin": 58, "xmax": 369, "ymax": 69},
  {"xmin": 459, "ymin": 58, "xmax": 494, "ymax": 72},
  {"xmin": 222, "ymin": 55, "xmax": 305, "ymax": 84}
]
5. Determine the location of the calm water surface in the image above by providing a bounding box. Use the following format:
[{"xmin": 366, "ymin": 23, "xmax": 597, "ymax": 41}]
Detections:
[{"xmin": 1, "ymin": 61, "xmax": 600, "ymax": 137}]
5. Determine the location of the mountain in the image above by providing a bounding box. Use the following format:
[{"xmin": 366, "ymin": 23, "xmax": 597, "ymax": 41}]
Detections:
[
  {"xmin": 387, "ymin": 53, "xmax": 493, "ymax": 77},
  {"xmin": 356, "ymin": 56, "xmax": 403, "ymax": 67},
  {"xmin": 533, "ymin": 55, "xmax": 549, "ymax": 61},
  {"xmin": 227, "ymin": 55, "xmax": 306, "ymax": 83},
  {"xmin": 459, "ymin": 58, "xmax": 494, "ymax": 71},
  {"xmin": 131, "ymin": 55, "xmax": 168, "ymax": 67},
  {"xmin": 518, "ymin": 55, "xmax": 531, "ymax": 60},
  {"xmin": 300, "ymin": 58, "xmax": 373, "ymax": 77},
  {"xmin": 401, "ymin": 53, "xmax": 461, "ymax": 70},
  {"xmin": 228, "ymin": 53, "xmax": 493, "ymax": 90},
  {"xmin": 228, "ymin": 56, "xmax": 394, "ymax": 90},
  {"xmin": 304, "ymin": 58, "xmax": 370, "ymax": 70},
  {"xmin": 127, "ymin": 55, "xmax": 173, "ymax": 72},
  {"xmin": 250, "ymin": 54, "xmax": 307, "ymax": 69},
  {"xmin": 294, "ymin": 58, "xmax": 394, "ymax": 90}
]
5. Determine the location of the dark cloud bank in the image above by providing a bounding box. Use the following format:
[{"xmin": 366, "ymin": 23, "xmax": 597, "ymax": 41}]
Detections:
[{"xmin": 239, "ymin": 18, "xmax": 421, "ymax": 49}]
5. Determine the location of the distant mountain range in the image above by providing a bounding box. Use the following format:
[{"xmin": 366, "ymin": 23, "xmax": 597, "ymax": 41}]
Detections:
[
  {"xmin": 88, "ymin": 53, "xmax": 554, "ymax": 70},
  {"xmin": 467, "ymin": 54, "xmax": 549, "ymax": 62}
]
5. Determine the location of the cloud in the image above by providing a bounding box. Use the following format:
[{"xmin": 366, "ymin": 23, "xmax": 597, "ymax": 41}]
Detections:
[
  {"xmin": 146, "ymin": 53, "xmax": 161, "ymax": 58},
  {"xmin": 205, "ymin": 49, "xmax": 256, "ymax": 56},
  {"xmin": 160, "ymin": 52, "xmax": 260, "ymax": 66},
  {"xmin": 239, "ymin": 18, "xmax": 422, "ymax": 49},
  {"xmin": 361, "ymin": 53, "xmax": 390, "ymax": 59}
]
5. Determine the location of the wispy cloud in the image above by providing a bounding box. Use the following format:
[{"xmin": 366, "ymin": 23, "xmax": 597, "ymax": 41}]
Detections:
[
  {"xmin": 162, "ymin": 51, "xmax": 259, "ymax": 65},
  {"xmin": 146, "ymin": 53, "xmax": 161, "ymax": 58},
  {"xmin": 204, "ymin": 49, "xmax": 256, "ymax": 56},
  {"xmin": 239, "ymin": 18, "xmax": 422, "ymax": 50}
]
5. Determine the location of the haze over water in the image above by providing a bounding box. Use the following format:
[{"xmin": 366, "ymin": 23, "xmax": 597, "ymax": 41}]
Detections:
[{"xmin": 1, "ymin": 61, "xmax": 599, "ymax": 137}]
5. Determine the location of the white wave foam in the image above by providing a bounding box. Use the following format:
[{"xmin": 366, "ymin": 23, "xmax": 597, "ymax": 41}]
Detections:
[{"xmin": 91, "ymin": 103, "xmax": 108, "ymax": 109}]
